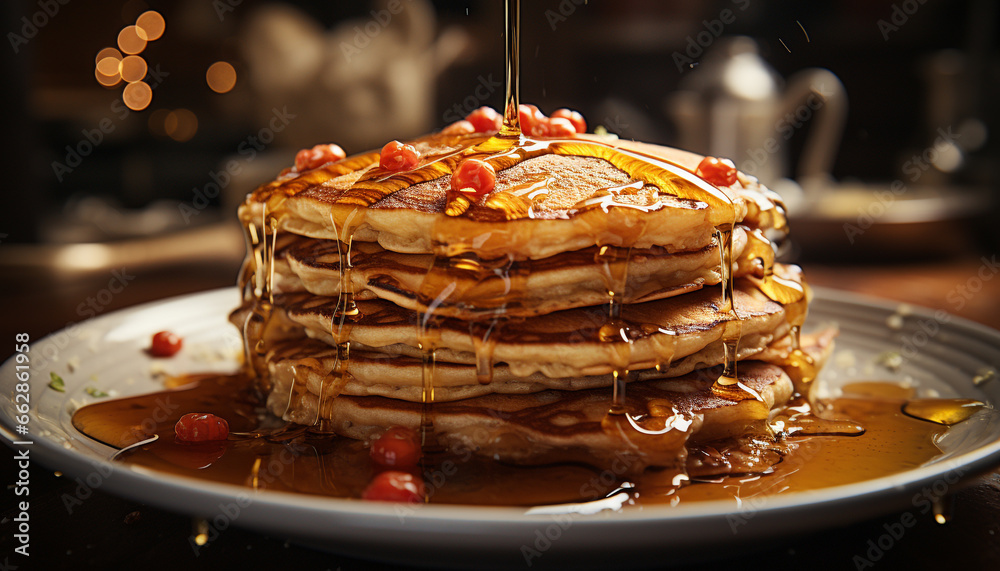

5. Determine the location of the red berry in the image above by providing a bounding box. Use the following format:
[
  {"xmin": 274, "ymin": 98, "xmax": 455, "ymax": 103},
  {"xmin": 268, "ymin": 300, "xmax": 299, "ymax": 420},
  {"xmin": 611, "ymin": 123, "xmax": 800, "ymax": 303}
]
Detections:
[
  {"xmin": 551, "ymin": 108, "xmax": 586, "ymax": 133},
  {"xmin": 518, "ymin": 104, "xmax": 546, "ymax": 134},
  {"xmin": 465, "ymin": 106, "xmax": 503, "ymax": 133},
  {"xmin": 696, "ymin": 156, "xmax": 738, "ymax": 187},
  {"xmin": 174, "ymin": 413, "xmax": 229, "ymax": 442},
  {"xmin": 370, "ymin": 426, "xmax": 421, "ymax": 469},
  {"xmin": 450, "ymin": 158, "xmax": 496, "ymax": 196},
  {"xmin": 294, "ymin": 144, "xmax": 346, "ymax": 172},
  {"xmin": 379, "ymin": 140, "xmax": 420, "ymax": 171},
  {"xmin": 528, "ymin": 119, "xmax": 551, "ymax": 137},
  {"xmin": 547, "ymin": 117, "xmax": 577, "ymax": 137},
  {"xmin": 150, "ymin": 331, "xmax": 182, "ymax": 357},
  {"xmin": 362, "ymin": 471, "xmax": 424, "ymax": 503},
  {"xmin": 442, "ymin": 120, "xmax": 475, "ymax": 135}
]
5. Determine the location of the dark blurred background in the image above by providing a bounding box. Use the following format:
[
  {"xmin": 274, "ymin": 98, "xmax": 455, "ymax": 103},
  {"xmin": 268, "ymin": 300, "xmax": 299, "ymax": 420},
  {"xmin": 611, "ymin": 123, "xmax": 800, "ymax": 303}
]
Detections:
[{"xmin": 0, "ymin": 0, "xmax": 998, "ymax": 343}]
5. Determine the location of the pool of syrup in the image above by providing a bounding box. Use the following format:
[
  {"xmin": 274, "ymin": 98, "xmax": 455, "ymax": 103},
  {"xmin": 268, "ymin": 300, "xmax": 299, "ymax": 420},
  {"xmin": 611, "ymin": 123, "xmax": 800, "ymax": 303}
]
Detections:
[{"xmin": 71, "ymin": 374, "xmax": 983, "ymax": 507}]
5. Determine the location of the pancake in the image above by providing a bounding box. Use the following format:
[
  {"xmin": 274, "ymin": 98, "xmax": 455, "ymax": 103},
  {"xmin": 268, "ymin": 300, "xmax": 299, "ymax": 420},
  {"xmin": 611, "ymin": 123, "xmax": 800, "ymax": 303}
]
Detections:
[
  {"xmin": 270, "ymin": 360, "xmax": 797, "ymax": 472},
  {"xmin": 262, "ymin": 327, "xmax": 835, "ymax": 406},
  {"xmin": 271, "ymin": 225, "xmax": 760, "ymax": 318},
  {"xmin": 238, "ymin": 268, "xmax": 800, "ymax": 379},
  {"xmin": 238, "ymin": 134, "xmax": 787, "ymax": 260},
  {"xmin": 231, "ymin": 108, "xmax": 828, "ymax": 489}
]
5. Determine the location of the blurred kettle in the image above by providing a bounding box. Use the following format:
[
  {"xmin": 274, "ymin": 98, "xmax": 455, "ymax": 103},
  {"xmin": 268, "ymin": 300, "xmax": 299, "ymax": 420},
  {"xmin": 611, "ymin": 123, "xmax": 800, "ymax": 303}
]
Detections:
[{"xmin": 666, "ymin": 37, "xmax": 846, "ymax": 205}]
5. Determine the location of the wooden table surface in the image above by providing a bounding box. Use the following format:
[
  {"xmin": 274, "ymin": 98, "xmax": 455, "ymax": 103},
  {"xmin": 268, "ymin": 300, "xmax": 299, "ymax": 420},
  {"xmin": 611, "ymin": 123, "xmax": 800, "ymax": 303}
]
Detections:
[{"xmin": 2, "ymin": 247, "xmax": 999, "ymax": 570}]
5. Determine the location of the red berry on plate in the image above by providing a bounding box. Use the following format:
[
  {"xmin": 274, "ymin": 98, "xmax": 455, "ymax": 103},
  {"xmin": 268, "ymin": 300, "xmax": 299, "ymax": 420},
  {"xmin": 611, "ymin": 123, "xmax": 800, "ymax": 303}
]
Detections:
[
  {"xmin": 465, "ymin": 106, "xmax": 502, "ymax": 133},
  {"xmin": 371, "ymin": 426, "xmax": 421, "ymax": 469},
  {"xmin": 695, "ymin": 156, "xmax": 738, "ymax": 187},
  {"xmin": 379, "ymin": 140, "xmax": 420, "ymax": 171},
  {"xmin": 450, "ymin": 158, "xmax": 496, "ymax": 197},
  {"xmin": 518, "ymin": 104, "xmax": 546, "ymax": 135},
  {"xmin": 150, "ymin": 331, "xmax": 182, "ymax": 357},
  {"xmin": 547, "ymin": 117, "xmax": 577, "ymax": 137},
  {"xmin": 174, "ymin": 413, "xmax": 229, "ymax": 442},
  {"xmin": 294, "ymin": 144, "xmax": 346, "ymax": 172},
  {"xmin": 551, "ymin": 108, "xmax": 586, "ymax": 133},
  {"xmin": 442, "ymin": 120, "xmax": 476, "ymax": 135},
  {"xmin": 361, "ymin": 470, "xmax": 424, "ymax": 503}
]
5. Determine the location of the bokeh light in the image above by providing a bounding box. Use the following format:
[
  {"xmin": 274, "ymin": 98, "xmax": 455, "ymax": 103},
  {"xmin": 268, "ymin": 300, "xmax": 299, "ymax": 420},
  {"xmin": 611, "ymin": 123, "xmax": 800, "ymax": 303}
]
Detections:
[
  {"xmin": 147, "ymin": 108, "xmax": 170, "ymax": 137},
  {"xmin": 95, "ymin": 67, "xmax": 122, "ymax": 87},
  {"xmin": 119, "ymin": 56, "xmax": 147, "ymax": 83},
  {"xmin": 95, "ymin": 47, "xmax": 122, "ymax": 65},
  {"xmin": 206, "ymin": 61, "xmax": 237, "ymax": 94},
  {"xmin": 122, "ymin": 81, "xmax": 152, "ymax": 111},
  {"xmin": 136, "ymin": 11, "xmax": 165, "ymax": 41},
  {"xmin": 96, "ymin": 11, "xmax": 165, "ymax": 91},
  {"xmin": 118, "ymin": 25, "xmax": 148, "ymax": 55},
  {"xmin": 95, "ymin": 49, "xmax": 123, "ymax": 87},
  {"xmin": 96, "ymin": 56, "xmax": 121, "ymax": 76},
  {"xmin": 165, "ymin": 109, "xmax": 198, "ymax": 142}
]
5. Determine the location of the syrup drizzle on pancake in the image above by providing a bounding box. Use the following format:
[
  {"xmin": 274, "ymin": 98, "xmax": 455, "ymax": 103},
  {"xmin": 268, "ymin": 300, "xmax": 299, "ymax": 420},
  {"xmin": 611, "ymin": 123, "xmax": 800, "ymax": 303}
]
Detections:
[
  {"xmin": 312, "ymin": 208, "xmax": 365, "ymax": 429},
  {"xmin": 240, "ymin": 206, "xmax": 276, "ymax": 393}
]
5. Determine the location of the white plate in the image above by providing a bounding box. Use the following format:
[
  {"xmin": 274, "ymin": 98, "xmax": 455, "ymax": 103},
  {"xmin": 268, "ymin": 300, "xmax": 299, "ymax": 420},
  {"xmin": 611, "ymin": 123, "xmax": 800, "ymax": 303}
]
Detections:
[{"xmin": 3, "ymin": 287, "xmax": 1000, "ymax": 568}]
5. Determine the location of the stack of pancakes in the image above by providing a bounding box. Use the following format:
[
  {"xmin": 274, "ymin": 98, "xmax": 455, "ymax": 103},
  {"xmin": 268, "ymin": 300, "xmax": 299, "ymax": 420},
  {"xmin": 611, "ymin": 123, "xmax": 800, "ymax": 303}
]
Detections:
[{"xmin": 233, "ymin": 131, "xmax": 831, "ymax": 474}]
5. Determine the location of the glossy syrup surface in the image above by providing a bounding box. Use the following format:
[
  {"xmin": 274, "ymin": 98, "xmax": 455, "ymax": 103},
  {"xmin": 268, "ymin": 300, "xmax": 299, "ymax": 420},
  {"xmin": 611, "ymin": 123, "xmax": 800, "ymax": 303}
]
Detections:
[{"xmin": 71, "ymin": 374, "xmax": 977, "ymax": 508}]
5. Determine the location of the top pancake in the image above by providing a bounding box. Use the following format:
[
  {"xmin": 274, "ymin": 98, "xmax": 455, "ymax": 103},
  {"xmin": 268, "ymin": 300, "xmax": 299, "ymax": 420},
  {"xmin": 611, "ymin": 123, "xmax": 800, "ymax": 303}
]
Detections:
[{"xmin": 239, "ymin": 133, "xmax": 786, "ymax": 259}]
